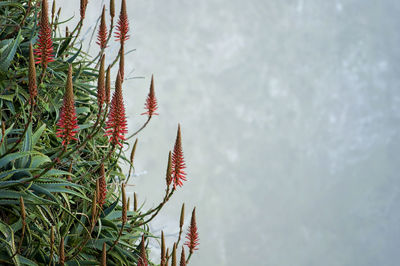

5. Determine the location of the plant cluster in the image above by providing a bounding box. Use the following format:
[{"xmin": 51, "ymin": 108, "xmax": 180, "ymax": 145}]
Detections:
[{"xmin": 0, "ymin": 0, "xmax": 199, "ymax": 265}]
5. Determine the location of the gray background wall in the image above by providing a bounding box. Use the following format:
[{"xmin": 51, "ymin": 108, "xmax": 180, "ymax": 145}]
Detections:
[{"xmin": 60, "ymin": 1, "xmax": 400, "ymax": 265}]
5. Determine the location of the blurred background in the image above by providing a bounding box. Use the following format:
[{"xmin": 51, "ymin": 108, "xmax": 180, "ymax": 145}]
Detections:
[{"xmin": 60, "ymin": 0, "xmax": 400, "ymax": 265}]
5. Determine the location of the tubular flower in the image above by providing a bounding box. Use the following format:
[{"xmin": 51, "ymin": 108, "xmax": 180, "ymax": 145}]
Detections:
[
  {"xmin": 141, "ymin": 75, "xmax": 158, "ymax": 117},
  {"xmin": 56, "ymin": 65, "xmax": 79, "ymax": 146},
  {"xmin": 119, "ymin": 44, "xmax": 125, "ymax": 81},
  {"xmin": 34, "ymin": 0, "xmax": 54, "ymax": 68},
  {"xmin": 171, "ymin": 124, "xmax": 187, "ymax": 188},
  {"xmin": 97, "ymin": 55, "xmax": 106, "ymax": 109},
  {"xmin": 105, "ymin": 71, "xmax": 128, "ymax": 147},
  {"xmin": 98, "ymin": 163, "xmax": 107, "ymax": 207},
  {"xmin": 97, "ymin": 6, "xmax": 108, "ymax": 49},
  {"xmin": 137, "ymin": 235, "xmax": 148, "ymax": 266},
  {"xmin": 80, "ymin": 0, "xmax": 88, "ymax": 20},
  {"xmin": 184, "ymin": 208, "xmax": 199, "ymax": 253},
  {"xmin": 115, "ymin": 0, "xmax": 129, "ymax": 44},
  {"xmin": 105, "ymin": 65, "xmax": 111, "ymax": 104},
  {"xmin": 28, "ymin": 43, "xmax": 38, "ymax": 104}
]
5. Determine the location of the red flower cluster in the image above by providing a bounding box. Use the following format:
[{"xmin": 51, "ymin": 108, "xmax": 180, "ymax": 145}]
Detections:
[
  {"xmin": 34, "ymin": 0, "xmax": 54, "ymax": 68},
  {"xmin": 184, "ymin": 208, "xmax": 199, "ymax": 253},
  {"xmin": 56, "ymin": 65, "xmax": 79, "ymax": 146},
  {"xmin": 105, "ymin": 71, "xmax": 128, "ymax": 147},
  {"xmin": 115, "ymin": 0, "xmax": 130, "ymax": 44},
  {"xmin": 171, "ymin": 125, "xmax": 186, "ymax": 188},
  {"xmin": 137, "ymin": 235, "xmax": 148, "ymax": 266},
  {"xmin": 96, "ymin": 5, "xmax": 108, "ymax": 49},
  {"xmin": 141, "ymin": 75, "xmax": 158, "ymax": 117}
]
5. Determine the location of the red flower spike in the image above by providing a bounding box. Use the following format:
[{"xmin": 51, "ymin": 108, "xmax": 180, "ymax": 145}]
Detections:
[
  {"xmin": 137, "ymin": 235, "xmax": 148, "ymax": 266},
  {"xmin": 28, "ymin": 43, "xmax": 38, "ymax": 104},
  {"xmin": 180, "ymin": 246, "xmax": 186, "ymax": 266},
  {"xmin": 115, "ymin": 0, "xmax": 129, "ymax": 44},
  {"xmin": 104, "ymin": 71, "xmax": 128, "ymax": 147},
  {"xmin": 171, "ymin": 124, "xmax": 187, "ymax": 188},
  {"xmin": 98, "ymin": 163, "xmax": 107, "ymax": 207},
  {"xmin": 119, "ymin": 44, "xmax": 125, "ymax": 81},
  {"xmin": 141, "ymin": 75, "xmax": 159, "ymax": 117},
  {"xmin": 184, "ymin": 208, "xmax": 199, "ymax": 253},
  {"xmin": 97, "ymin": 6, "xmax": 108, "ymax": 49},
  {"xmin": 34, "ymin": 0, "xmax": 54, "ymax": 68},
  {"xmin": 97, "ymin": 55, "xmax": 106, "ymax": 109},
  {"xmin": 56, "ymin": 65, "xmax": 79, "ymax": 146}
]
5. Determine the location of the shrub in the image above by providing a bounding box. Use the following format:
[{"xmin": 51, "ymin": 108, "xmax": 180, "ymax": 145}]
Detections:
[{"xmin": 0, "ymin": 0, "xmax": 198, "ymax": 265}]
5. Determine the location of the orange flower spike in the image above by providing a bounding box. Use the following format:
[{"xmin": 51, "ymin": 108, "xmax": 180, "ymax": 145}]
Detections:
[
  {"xmin": 56, "ymin": 65, "xmax": 79, "ymax": 146},
  {"xmin": 34, "ymin": 0, "xmax": 54, "ymax": 68},
  {"xmin": 115, "ymin": 0, "xmax": 129, "ymax": 44},
  {"xmin": 141, "ymin": 75, "xmax": 159, "ymax": 117},
  {"xmin": 104, "ymin": 71, "xmax": 128, "ymax": 147},
  {"xmin": 184, "ymin": 208, "xmax": 199, "ymax": 254},
  {"xmin": 171, "ymin": 124, "xmax": 187, "ymax": 188},
  {"xmin": 97, "ymin": 5, "xmax": 108, "ymax": 49}
]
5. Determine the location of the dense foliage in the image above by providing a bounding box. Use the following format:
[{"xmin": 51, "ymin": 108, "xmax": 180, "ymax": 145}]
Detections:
[{"xmin": 0, "ymin": 0, "xmax": 198, "ymax": 265}]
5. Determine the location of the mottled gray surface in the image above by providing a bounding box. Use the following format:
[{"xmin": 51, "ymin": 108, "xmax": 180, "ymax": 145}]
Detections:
[{"xmin": 61, "ymin": 0, "xmax": 400, "ymax": 265}]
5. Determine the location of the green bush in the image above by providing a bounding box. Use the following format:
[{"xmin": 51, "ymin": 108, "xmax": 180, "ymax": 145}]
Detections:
[{"xmin": 0, "ymin": 0, "xmax": 198, "ymax": 265}]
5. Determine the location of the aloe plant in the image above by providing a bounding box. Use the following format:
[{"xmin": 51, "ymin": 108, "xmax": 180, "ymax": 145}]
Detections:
[{"xmin": 0, "ymin": 0, "xmax": 198, "ymax": 265}]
